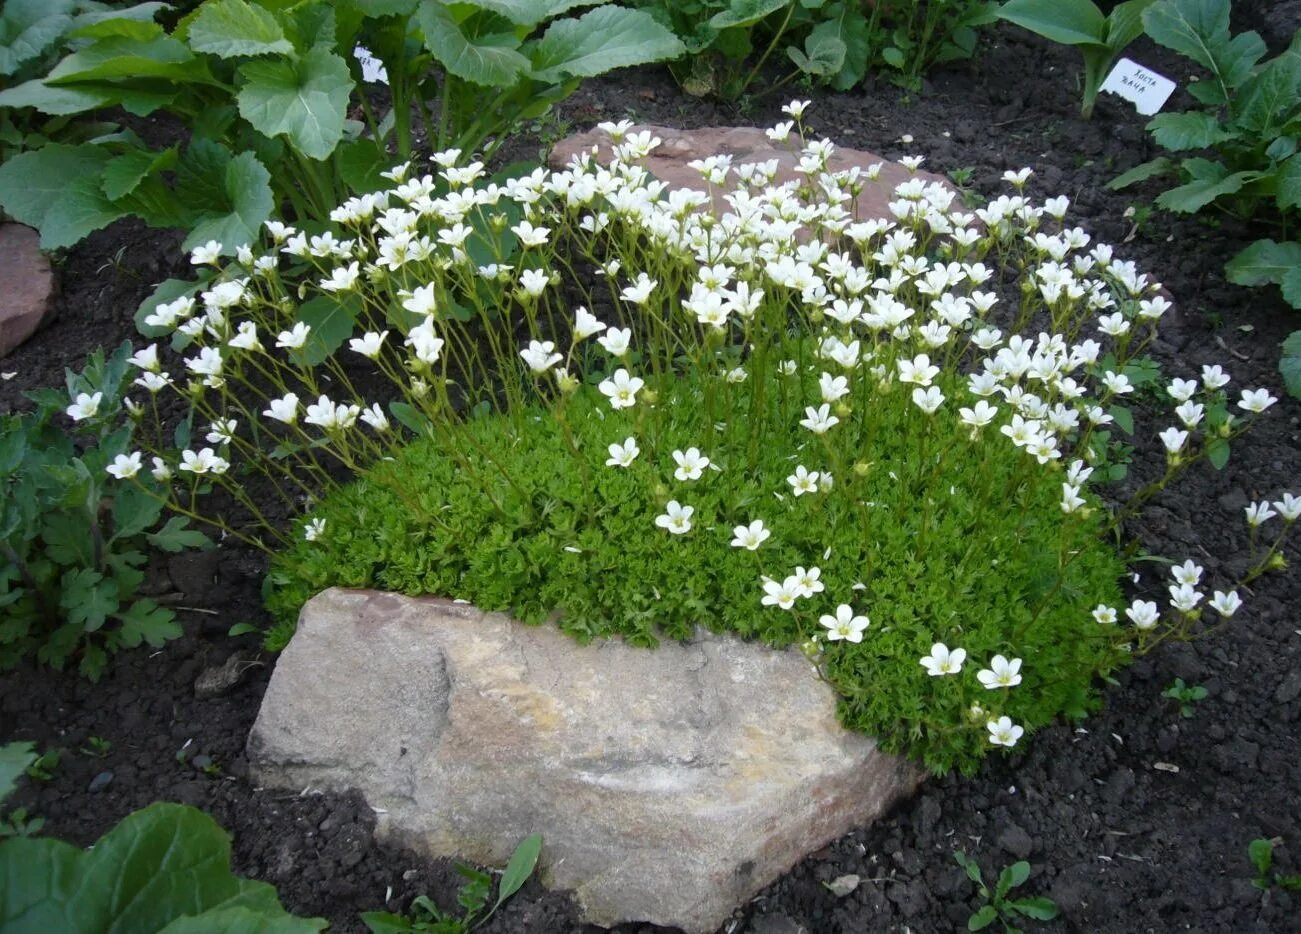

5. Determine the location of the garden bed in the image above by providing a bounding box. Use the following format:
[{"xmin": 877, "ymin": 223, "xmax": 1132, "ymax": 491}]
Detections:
[{"xmin": 2, "ymin": 9, "xmax": 1300, "ymax": 933}]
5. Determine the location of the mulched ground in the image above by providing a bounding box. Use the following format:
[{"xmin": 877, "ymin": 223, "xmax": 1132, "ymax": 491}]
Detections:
[{"xmin": 2, "ymin": 7, "xmax": 1300, "ymax": 933}]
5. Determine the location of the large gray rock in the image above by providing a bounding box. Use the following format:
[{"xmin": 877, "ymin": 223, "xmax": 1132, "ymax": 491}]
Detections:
[
  {"xmin": 0, "ymin": 224, "xmax": 55, "ymax": 358},
  {"xmin": 548, "ymin": 124, "xmax": 953, "ymax": 221},
  {"xmin": 248, "ymin": 588, "xmax": 923, "ymax": 932}
]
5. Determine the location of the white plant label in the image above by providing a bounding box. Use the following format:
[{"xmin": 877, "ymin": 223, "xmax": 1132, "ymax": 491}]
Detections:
[
  {"xmin": 354, "ymin": 45, "xmax": 389, "ymax": 85},
  {"xmin": 1101, "ymin": 58, "xmax": 1176, "ymax": 115}
]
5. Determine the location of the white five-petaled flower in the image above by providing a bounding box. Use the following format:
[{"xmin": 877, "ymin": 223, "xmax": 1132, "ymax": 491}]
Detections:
[
  {"xmin": 672, "ymin": 447, "xmax": 710, "ymax": 481},
  {"xmin": 66, "ymin": 391, "xmax": 102, "ymax": 422},
  {"xmin": 1272, "ymin": 492, "xmax": 1300, "ymax": 521},
  {"xmin": 819, "ymin": 605, "xmax": 869, "ymax": 643},
  {"xmin": 897, "ymin": 353, "xmax": 939, "ymax": 386},
  {"xmin": 1125, "ymin": 599, "xmax": 1159, "ymax": 630},
  {"xmin": 599, "ymin": 368, "xmax": 644, "ymax": 409},
  {"xmin": 598, "ymin": 327, "xmax": 631, "ymax": 357},
  {"xmin": 654, "ymin": 500, "xmax": 694, "ymax": 535},
  {"xmin": 320, "ymin": 261, "xmax": 360, "ymax": 292},
  {"xmin": 304, "ymin": 394, "xmax": 360, "ymax": 431},
  {"xmin": 819, "ymin": 372, "xmax": 850, "ymax": 402},
  {"xmin": 263, "ymin": 393, "xmax": 299, "ymax": 424},
  {"xmin": 228, "ymin": 322, "xmax": 262, "ymax": 352},
  {"xmin": 276, "ymin": 322, "xmax": 311, "ymax": 350},
  {"xmin": 960, "ymin": 400, "xmax": 998, "ymax": 429},
  {"xmin": 911, "ymin": 386, "xmax": 945, "ymax": 414},
  {"xmin": 349, "ymin": 331, "xmax": 388, "ymax": 359},
  {"xmin": 360, "ymin": 403, "xmax": 390, "ymax": 432},
  {"xmin": 977, "ymin": 655, "xmax": 1023, "ymax": 689},
  {"xmin": 920, "ymin": 642, "xmax": 966, "ymax": 676},
  {"xmin": 1168, "ymin": 583, "xmax": 1203, "ymax": 613},
  {"xmin": 781, "ymin": 99, "xmax": 810, "ymax": 119},
  {"xmin": 179, "ymin": 447, "xmax": 229, "ymax": 475},
  {"xmin": 304, "ymin": 517, "xmax": 326, "ymax": 541},
  {"xmin": 1245, "ymin": 501, "xmax": 1277, "ymax": 527},
  {"xmin": 129, "ymin": 344, "xmax": 160, "ymax": 372},
  {"xmin": 987, "ymin": 716, "xmax": 1024, "ymax": 748},
  {"xmin": 190, "ymin": 240, "xmax": 222, "ymax": 265},
  {"xmin": 1210, "ymin": 590, "xmax": 1242, "ymax": 617},
  {"xmin": 787, "ymin": 465, "xmax": 820, "ymax": 496},
  {"xmin": 799, "ymin": 403, "xmax": 840, "ymax": 434},
  {"xmin": 1170, "ymin": 559, "xmax": 1203, "ymax": 586},
  {"xmin": 761, "ymin": 576, "xmax": 799, "ymax": 610},
  {"xmin": 1158, "ymin": 426, "xmax": 1188, "ymax": 454},
  {"xmin": 620, "ymin": 273, "xmax": 656, "ymax": 305},
  {"xmin": 573, "ymin": 306, "xmax": 605, "ymax": 340},
  {"xmin": 518, "ymin": 268, "xmax": 550, "ymax": 297},
  {"xmin": 520, "ymin": 340, "xmax": 563, "ymax": 374},
  {"xmin": 1092, "ymin": 604, "xmax": 1118, "ymax": 624},
  {"xmin": 605, "ymin": 436, "xmax": 640, "ymax": 468},
  {"xmin": 730, "ymin": 519, "xmax": 770, "ymax": 551},
  {"xmin": 791, "ymin": 566, "xmax": 824, "ymax": 598},
  {"xmin": 1238, "ymin": 388, "xmax": 1277, "ymax": 413},
  {"xmin": 150, "ymin": 457, "xmax": 171, "ymax": 481},
  {"xmin": 106, "ymin": 452, "xmax": 143, "ymax": 480}
]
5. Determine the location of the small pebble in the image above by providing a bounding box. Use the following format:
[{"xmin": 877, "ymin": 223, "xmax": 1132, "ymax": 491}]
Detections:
[{"xmin": 88, "ymin": 770, "xmax": 114, "ymax": 793}]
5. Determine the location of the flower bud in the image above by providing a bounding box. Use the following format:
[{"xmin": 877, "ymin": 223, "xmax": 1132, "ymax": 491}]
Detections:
[
  {"xmin": 1268, "ymin": 553, "xmax": 1287, "ymax": 571},
  {"xmin": 489, "ymin": 212, "xmax": 509, "ymax": 232},
  {"xmin": 834, "ymin": 401, "xmax": 852, "ymax": 419},
  {"xmin": 853, "ymin": 461, "xmax": 870, "ymax": 477},
  {"xmin": 642, "ymin": 389, "xmax": 658, "ymax": 405}
]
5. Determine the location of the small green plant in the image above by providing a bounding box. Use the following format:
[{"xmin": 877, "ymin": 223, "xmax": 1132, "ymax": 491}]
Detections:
[
  {"xmin": 24, "ymin": 749, "xmax": 60, "ymax": 783},
  {"xmin": 997, "ymin": 0, "xmax": 1155, "ymax": 118},
  {"xmin": 0, "ymin": 807, "xmax": 45, "ymax": 839},
  {"xmin": 1, "ymin": 343, "xmax": 211, "ymax": 681},
  {"xmin": 78, "ymin": 736, "xmax": 111, "ymax": 758},
  {"xmin": 1248, "ymin": 837, "xmax": 1301, "ymax": 891},
  {"xmin": 954, "ymin": 851, "xmax": 1059, "ymax": 932},
  {"xmin": 0, "ymin": 802, "xmax": 327, "ymax": 932},
  {"xmin": 361, "ymin": 833, "xmax": 543, "ymax": 933},
  {"xmin": 0, "ymin": 741, "xmax": 44, "ymax": 839},
  {"xmin": 1161, "ymin": 677, "xmax": 1207, "ymax": 717}
]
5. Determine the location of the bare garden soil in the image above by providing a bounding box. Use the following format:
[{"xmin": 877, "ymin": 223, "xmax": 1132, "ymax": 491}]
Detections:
[{"xmin": 2, "ymin": 8, "xmax": 1300, "ymax": 933}]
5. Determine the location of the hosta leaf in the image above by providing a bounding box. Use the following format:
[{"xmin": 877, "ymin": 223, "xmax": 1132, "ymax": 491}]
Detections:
[
  {"xmin": 188, "ymin": 0, "xmax": 294, "ymax": 58},
  {"xmin": 996, "ymin": 0, "xmax": 1106, "ymax": 47},
  {"xmin": 529, "ymin": 7, "xmax": 685, "ymax": 83},
  {"xmin": 1104, "ymin": 0, "xmax": 1154, "ymax": 52},
  {"xmin": 182, "ymin": 151, "xmax": 274, "ymax": 253},
  {"xmin": 415, "ymin": 1, "xmax": 530, "ymax": 86},
  {"xmin": 348, "ymin": 0, "xmax": 420, "ymax": 15},
  {"xmin": 1280, "ymin": 330, "xmax": 1301, "ymax": 398},
  {"xmin": 1146, "ymin": 111, "xmax": 1234, "ymax": 150},
  {"xmin": 708, "ymin": 0, "xmax": 790, "ymax": 30},
  {"xmin": 1224, "ymin": 238, "xmax": 1301, "ymax": 287},
  {"xmin": 236, "ymin": 46, "xmax": 352, "ymax": 160}
]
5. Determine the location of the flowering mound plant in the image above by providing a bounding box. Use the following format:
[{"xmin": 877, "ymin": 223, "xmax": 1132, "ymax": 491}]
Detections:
[{"xmin": 102, "ymin": 104, "xmax": 1296, "ymax": 774}]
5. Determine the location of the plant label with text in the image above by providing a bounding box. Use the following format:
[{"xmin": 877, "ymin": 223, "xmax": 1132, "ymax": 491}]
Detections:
[
  {"xmin": 354, "ymin": 45, "xmax": 388, "ymax": 85},
  {"xmin": 1101, "ymin": 58, "xmax": 1175, "ymax": 116}
]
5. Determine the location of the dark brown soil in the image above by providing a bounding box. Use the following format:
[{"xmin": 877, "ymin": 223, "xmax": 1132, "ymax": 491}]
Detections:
[{"xmin": 2, "ymin": 11, "xmax": 1300, "ymax": 934}]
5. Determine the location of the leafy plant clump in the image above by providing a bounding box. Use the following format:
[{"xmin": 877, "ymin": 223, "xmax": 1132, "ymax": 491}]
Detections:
[
  {"xmin": 0, "ymin": 802, "xmax": 326, "ymax": 932},
  {"xmin": 954, "ymin": 851, "xmax": 1058, "ymax": 932},
  {"xmin": 1, "ymin": 343, "xmax": 211, "ymax": 681},
  {"xmin": 116, "ymin": 106, "xmax": 1295, "ymax": 775}
]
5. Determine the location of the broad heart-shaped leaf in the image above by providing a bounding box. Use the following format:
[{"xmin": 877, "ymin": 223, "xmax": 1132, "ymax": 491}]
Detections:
[
  {"xmin": 0, "ymin": 802, "xmax": 327, "ymax": 933},
  {"xmin": 1280, "ymin": 329, "xmax": 1301, "ymax": 398},
  {"xmin": 464, "ymin": 0, "xmax": 602, "ymax": 26},
  {"xmin": 1146, "ymin": 111, "xmax": 1234, "ymax": 150},
  {"xmin": 1224, "ymin": 238, "xmax": 1301, "ymax": 287},
  {"xmin": 996, "ymin": 0, "xmax": 1106, "ymax": 46},
  {"xmin": 335, "ymin": 138, "xmax": 390, "ymax": 194},
  {"xmin": 1142, "ymin": 0, "xmax": 1264, "ymax": 91},
  {"xmin": 529, "ymin": 6, "xmax": 685, "ymax": 83},
  {"xmin": 1154, "ymin": 157, "xmax": 1258, "ymax": 212},
  {"xmin": 297, "ymin": 292, "xmax": 362, "ymax": 365},
  {"xmin": 0, "ymin": 3, "xmax": 73, "ymax": 77},
  {"xmin": 0, "ymin": 143, "xmax": 125, "ymax": 249},
  {"xmin": 415, "ymin": 1, "xmax": 531, "ymax": 86},
  {"xmin": 709, "ymin": 0, "xmax": 790, "ymax": 30},
  {"xmin": 237, "ymin": 46, "xmax": 352, "ymax": 160},
  {"xmin": 182, "ymin": 151, "xmax": 275, "ymax": 253},
  {"xmin": 788, "ymin": 31, "xmax": 846, "ymax": 77},
  {"xmin": 811, "ymin": 7, "xmax": 872, "ymax": 91},
  {"xmin": 188, "ymin": 0, "xmax": 294, "ymax": 58}
]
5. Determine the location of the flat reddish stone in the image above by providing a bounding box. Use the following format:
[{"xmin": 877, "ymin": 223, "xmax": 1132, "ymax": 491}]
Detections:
[
  {"xmin": 0, "ymin": 224, "xmax": 55, "ymax": 358},
  {"xmin": 549, "ymin": 124, "xmax": 954, "ymax": 221}
]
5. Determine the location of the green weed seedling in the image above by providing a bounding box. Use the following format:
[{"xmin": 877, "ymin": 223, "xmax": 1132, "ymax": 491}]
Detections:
[
  {"xmin": 362, "ymin": 834, "xmax": 542, "ymax": 934},
  {"xmin": 24, "ymin": 749, "xmax": 60, "ymax": 783},
  {"xmin": 79, "ymin": 736, "xmax": 111, "ymax": 758},
  {"xmin": 954, "ymin": 851, "xmax": 1058, "ymax": 932},
  {"xmin": 0, "ymin": 808, "xmax": 45, "ymax": 839},
  {"xmin": 1249, "ymin": 838, "xmax": 1301, "ymax": 892},
  {"xmin": 1161, "ymin": 678, "xmax": 1207, "ymax": 718}
]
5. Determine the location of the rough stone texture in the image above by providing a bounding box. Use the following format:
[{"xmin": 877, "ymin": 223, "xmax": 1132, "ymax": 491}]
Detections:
[
  {"xmin": 548, "ymin": 124, "xmax": 953, "ymax": 220},
  {"xmin": 248, "ymin": 588, "xmax": 924, "ymax": 933},
  {"xmin": 0, "ymin": 224, "xmax": 56, "ymax": 358}
]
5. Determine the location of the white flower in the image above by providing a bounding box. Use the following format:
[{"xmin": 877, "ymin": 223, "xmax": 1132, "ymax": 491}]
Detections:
[
  {"xmin": 1158, "ymin": 426, "xmax": 1188, "ymax": 454},
  {"xmin": 1274, "ymin": 492, "xmax": 1301, "ymax": 521},
  {"xmin": 620, "ymin": 273, "xmax": 657, "ymax": 305},
  {"xmin": 520, "ymin": 340, "xmax": 563, "ymax": 374},
  {"xmin": 1237, "ymin": 388, "xmax": 1277, "ymax": 413},
  {"xmin": 1168, "ymin": 583, "xmax": 1203, "ymax": 613},
  {"xmin": 605, "ymin": 436, "xmax": 640, "ymax": 468},
  {"xmin": 360, "ymin": 403, "xmax": 390, "ymax": 432},
  {"xmin": 406, "ymin": 321, "xmax": 444, "ymax": 366},
  {"xmin": 304, "ymin": 394, "xmax": 360, "ymax": 431},
  {"xmin": 820, "ymin": 605, "xmax": 869, "ymax": 643},
  {"xmin": 1201, "ymin": 364, "xmax": 1231, "ymax": 389},
  {"xmin": 1092, "ymin": 604, "xmax": 1117, "ymax": 625},
  {"xmin": 959, "ymin": 400, "xmax": 998, "ymax": 429},
  {"xmin": 819, "ymin": 372, "xmax": 850, "ymax": 402},
  {"xmin": 304, "ymin": 517, "xmax": 326, "ymax": 541},
  {"xmin": 654, "ymin": 500, "xmax": 694, "ymax": 535},
  {"xmin": 228, "ymin": 322, "xmax": 262, "ymax": 352},
  {"xmin": 787, "ymin": 465, "xmax": 820, "ymax": 496},
  {"xmin": 799, "ymin": 403, "xmax": 840, "ymax": 434},
  {"xmin": 1101, "ymin": 371, "xmax": 1133, "ymax": 395},
  {"xmin": 276, "ymin": 322, "xmax": 311, "ymax": 350},
  {"xmin": 205, "ymin": 418, "xmax": 238, "ymax": 445},
  {"xmin": 920, "ymin": 643, "xmax": 966, "ymax": 676},
  {"xmin": 987, "ymin": 716, "xmax": 1024, "ymax": 748},
  {"xmin": 897, "ymin": 353, "xmax": 939, "ymax": 386},
  {"xmin": 1210, "ymin": 590, "xmax": 1242, "ymax": 617},
  {"xmin": 977, "ymin": 655, "xmax": 1023, "ymax": 689},
  {"xmin": 66, "ymin": 391, "xmax": 102, "ymax": 421},
  {"xmin": 1168, "ymin": 377, "xmax": 1198, "ymax": 402},
  {"xmin": 135, "ymin": 371, "xmax": 171, "ymax": 393},
  {"xmin": 263, "ymin": 393, "xmax": 299, "ymax": 424},
  {"xmin": 761, "ymin": 576, "xmax": 799, "ymax": 610},
  {"xmin": 766, "ymin": 120, "xmax": 794, "ymax": 142},
  {"xmin": 598, "ymin": 368, "xmax": 644, "ymax": 409},
  {"xmin": 1060, "ymin": 483, "xmax": 1085, "ymax": 514},
  {"xmin": 791, "ymin": 566, "xmax": 824, "ymax": 598},
  {"xmin": 573, "ymin": 306, "xmax": 605, "ymax": 340},
  {"xmin": 598, "ymin": 327, "xmax": 631, "ymax": 357},
  {"xmin": 150, "ymin": 457, "xmax": 172, "ymax": 481},
  {"xmin": 1174, "ymin": 400, "xmax": 1204, "ymax": 428},
  {"xmin": 402, "ymin": 283, "xmax": 437, "ymax": 316},
  {"xmin": 1245, "ymin": 501, "xmax": 1277, "ymax": 527},
  {"xmin": 190, "ymin": 240, "xmax": 222, "ymax": 265},
  {"xmin": 320, "ymin": 261, "xmax": 360, "ymax": 292},
  {"xmin": 518, "ymin": 268, "xmax": 550, "ymax": 297},
  {"xmin": 672, "ymin": 447, "xmax": 710, "ymax": 481},
  {"xmin": 781, "ymin": 99, "xmax": 810, "ymax": 119},
  {"xmin": 730, "ymin": 519, "xmax": 770, "ymax": 551},
  {"xmin": 105, "ymin": 452, "xmax": 143, "ymax": 480},
  {"xmin": 129, "ymin": 344, "xmax": 161, "ymax": 372},
  {"xmin": 511, "ymin": 219, "xmax": 550, "ymax": 247},
  {"xmin": 1125, "ymin": 599, "xmax": 1159, "ymax": 630},
  {"xmin": 349, "ymin": 331, "xmax": 388, "ymax": 359},
  {"xmin": 1170, "ymin": 559, "xmax": 1203, "ymax": 587},
  {"xmin": 179, "ymin": 447, "xmax": 229, "ymax": 475}
]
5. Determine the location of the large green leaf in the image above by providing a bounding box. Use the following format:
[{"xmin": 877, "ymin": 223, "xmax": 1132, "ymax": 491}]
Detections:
[
  {"xmin": 45, "ymin": 36, "xmax": 212, "ymax": 86},
  {"xmin": 709, "ymin": 0, "xmax": 790, "ymax": 30},
  {"xmin": 0, "ymin": 143, "xmax": 124, "ymax": 249},
  {"xmin": 188, "ymin": 0, "xmax": 294, "ymax": 58},
  {"xmin": 529, "ymin": 6, "xmax": 685, "ymax": 82},
  {"xmin": 182, "ymin": 150, "xmax": 275, "ymax": 252},
  {"xmin": 296, "ymin": 293, "xmax": 361, "ymax": 365},
  {"xmin": 997, "ymin": 0, "xmax": 1106, "ymax": 47},
  {"xmin": 1232, "ymin": 49, "xmax": 1301, "ymax": 136},
  {"xmin": 1105, "ymin": 0, "xmax": 1155, "ymax": 51},
  {"xmin": 788, "ymin": 31, "xmax": 846, "ymax": 77},
  {"xmin": 1280, "ymin": 329, "xmax": 1301, "ymax": 398},
  {"xmin": 0, "ymin": 802, "xmax": 327, "ymax": 933},
  {"xmin": 464, "ymin": 0, "xmax": 602, "ymax": 26},
  {"xmin": 415, "ymin": 1, "xmax": 531, "ymax": 86},
  {"xmin": 1155, "ymin": 157, "xmax": 1258, "ymax": 212},
  {"xmin": 237, "ymin": 46, "xmax": 353, "ymax": 160},
  {"xmin": 1224, "ymin": 238, "xmax": 1301, "ymax": 287},
  {"xmin": 1145, "ymin": 111, "xmax": 1234, "ymax": 150},
  {"xmin": 0, "ymin": 742, "xmax": 37, "ymax": 805},
  {"xmin": 1278, "ymin": 155, "xmax": 1301, "ymax": 211},
  {"xmin": 0, "ymin": 78, "xmax": 114, "ymax": 115},
  {"xmin": 348, "ymin": 0, "xmax": 421, "ymax": 15},
  {"xmin": 0, "ymin": 0, "xmax": 75, "ymax": 77},
  {"xmin": 101, "ymin": 146, "xmax": 177, "ymax": 201},
  {"xmin": 1142, "ymin": 0, "xmax": 1264, "ymax": 92}
]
